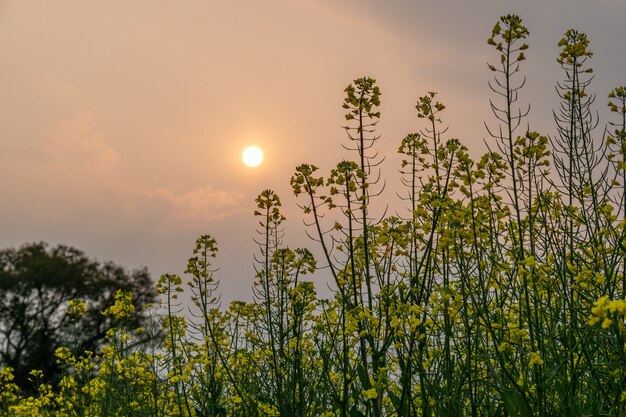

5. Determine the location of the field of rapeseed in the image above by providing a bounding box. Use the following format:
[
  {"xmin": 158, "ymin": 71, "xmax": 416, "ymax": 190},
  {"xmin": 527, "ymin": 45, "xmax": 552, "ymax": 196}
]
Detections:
[{"xmin": 2, "ymin": 15, "xmax": 626, "ymax": 417}]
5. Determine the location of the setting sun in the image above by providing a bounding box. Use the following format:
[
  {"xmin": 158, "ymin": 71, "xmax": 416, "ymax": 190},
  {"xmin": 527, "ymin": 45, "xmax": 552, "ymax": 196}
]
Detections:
[{"xmin": 242, "ymin": 146, "xmax": 264, "ymax": 167}]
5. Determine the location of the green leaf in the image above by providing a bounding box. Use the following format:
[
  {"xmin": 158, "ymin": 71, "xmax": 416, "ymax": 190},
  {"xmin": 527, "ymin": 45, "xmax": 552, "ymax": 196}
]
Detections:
[
  {"xmin": 350, "ymin": 407, "xmax": 366, "ymax": 417},
  {"xmin": 502, "ymin": 390, "xmax": 521, "ymax": 417}
]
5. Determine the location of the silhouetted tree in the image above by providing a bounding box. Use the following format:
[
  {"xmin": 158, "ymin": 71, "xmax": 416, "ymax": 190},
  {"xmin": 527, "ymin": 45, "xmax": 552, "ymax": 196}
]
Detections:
[{"xmin": 0, "ymin": 242, "xmax": 157, "ymax": 392}]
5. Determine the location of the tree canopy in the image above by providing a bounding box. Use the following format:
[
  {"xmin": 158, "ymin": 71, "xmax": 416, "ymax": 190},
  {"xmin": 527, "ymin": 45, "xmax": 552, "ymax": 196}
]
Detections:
[{"xmin": 0, "ymin": 242, "xmax": 157, "ymax": 392}]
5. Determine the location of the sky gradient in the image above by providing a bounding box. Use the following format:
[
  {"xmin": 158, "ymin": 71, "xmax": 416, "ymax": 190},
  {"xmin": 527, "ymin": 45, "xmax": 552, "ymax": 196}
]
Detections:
[{"xmin": 2, "ymin": 1, "xmax": 625, "ymax": 301}]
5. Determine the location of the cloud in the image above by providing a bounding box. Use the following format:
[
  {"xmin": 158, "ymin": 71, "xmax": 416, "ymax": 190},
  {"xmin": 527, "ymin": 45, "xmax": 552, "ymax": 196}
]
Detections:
[
  {"xmin": 153, "ymin": 185, "xmax": 244, "ymax": 221},
  {"xmin": 1, "ymin": 111, "xmax": 118, "ymax": 169},
  {"xmin": 1, "ymin": 108, "xmax": 244, "ymax": 230},
  {"xmin": 44, "ymin": 111, "xmax": 119, "ymax": 170}
]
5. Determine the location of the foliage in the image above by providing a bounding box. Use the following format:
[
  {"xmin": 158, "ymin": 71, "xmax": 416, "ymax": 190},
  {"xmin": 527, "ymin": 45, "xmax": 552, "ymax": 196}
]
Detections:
[
  {"xmin": 2, "ymin": 14, "xmax": 626, "ymax": 417},
  {"xmin": 0, "ymin": 242, "xmax": 157, "ymax": 393}
]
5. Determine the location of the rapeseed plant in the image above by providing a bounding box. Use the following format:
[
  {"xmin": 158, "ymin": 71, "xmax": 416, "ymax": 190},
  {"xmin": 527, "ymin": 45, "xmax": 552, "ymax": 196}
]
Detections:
[{"xmin": 2, "ymin": 14, "xmax": 626, "ymax": 417}]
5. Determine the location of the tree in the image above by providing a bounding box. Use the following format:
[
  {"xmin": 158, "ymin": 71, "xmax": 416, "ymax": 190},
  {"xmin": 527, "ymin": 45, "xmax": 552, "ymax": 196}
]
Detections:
[{"xmin": 0, "ymin": 242, "xmax": 157, "ymax": 392}]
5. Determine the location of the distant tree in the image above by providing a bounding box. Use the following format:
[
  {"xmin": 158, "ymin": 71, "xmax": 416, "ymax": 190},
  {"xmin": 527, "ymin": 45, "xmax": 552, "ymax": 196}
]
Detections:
[{"xmin": 0, "ymin": 242, "xmax": 158, "ymax": 392}]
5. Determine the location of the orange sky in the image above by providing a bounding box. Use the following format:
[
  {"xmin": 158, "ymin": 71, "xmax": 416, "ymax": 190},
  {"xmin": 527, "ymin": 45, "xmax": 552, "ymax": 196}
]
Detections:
[{"xmin": 1, "ymin": 0, "xmax": 625, "ymax": 301}]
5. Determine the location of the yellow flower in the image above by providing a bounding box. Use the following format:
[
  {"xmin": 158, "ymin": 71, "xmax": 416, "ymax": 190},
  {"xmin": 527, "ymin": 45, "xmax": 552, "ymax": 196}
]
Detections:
[
  {"xmin": 588, "ymin": 316, "xmax": 601, "ymax": 326},
  {"xmin": 102, "ymin": 290, "xmax": 135, "ymax": 320},
  {"xmin": 591, "ymin": 296, "xmax": 609, "ymax": 317},
  {"xmin": 609, "ymin": 299, "xmax": 626, "ymax": 315},
  {"xmin": 67, "ymin": 299, "xmax": 87, "ymax": 318},
  {"xmin": 529, "ymin": 352, "xmax": 544, "ymax": 367},
  {"xmin": 362, "ymin": 388, "xmax": 378, "ymax": 400}
]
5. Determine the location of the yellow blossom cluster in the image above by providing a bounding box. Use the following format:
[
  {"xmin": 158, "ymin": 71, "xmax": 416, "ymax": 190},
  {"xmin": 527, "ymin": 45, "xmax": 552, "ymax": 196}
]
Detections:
[{"xmin": 588, "ymin": 296, "xmax": 626, "ymax": 332}]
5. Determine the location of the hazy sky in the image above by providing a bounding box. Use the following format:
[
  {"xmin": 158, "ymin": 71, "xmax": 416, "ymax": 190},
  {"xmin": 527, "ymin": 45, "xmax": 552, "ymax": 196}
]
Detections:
[{"xmin": 1, "ymin": 1, "xmax": 625, "ymax": 302}]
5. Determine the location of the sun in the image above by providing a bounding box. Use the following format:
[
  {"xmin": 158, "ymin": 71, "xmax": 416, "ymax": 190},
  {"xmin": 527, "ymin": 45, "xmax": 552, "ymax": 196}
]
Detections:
[{"xmin": 242, "ymin": 146, "xmax": 264, "ymax": 167}]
